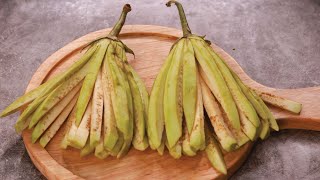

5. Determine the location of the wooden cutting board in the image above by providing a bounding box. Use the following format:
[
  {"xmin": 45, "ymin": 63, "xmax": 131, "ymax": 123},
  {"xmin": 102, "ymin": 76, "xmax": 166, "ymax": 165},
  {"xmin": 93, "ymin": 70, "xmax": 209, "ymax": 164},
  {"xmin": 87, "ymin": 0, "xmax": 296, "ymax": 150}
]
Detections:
[{"xmin": 21, "ymin": 25, "xmax": 320, "ymax": 180}]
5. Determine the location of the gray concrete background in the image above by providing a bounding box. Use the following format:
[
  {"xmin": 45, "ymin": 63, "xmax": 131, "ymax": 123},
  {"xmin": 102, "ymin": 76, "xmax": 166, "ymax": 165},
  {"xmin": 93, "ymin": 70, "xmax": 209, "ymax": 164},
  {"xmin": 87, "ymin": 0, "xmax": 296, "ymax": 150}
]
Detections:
[{"xmin": 0, "ymin": 0, "xmax": 319, "ymax": 179}]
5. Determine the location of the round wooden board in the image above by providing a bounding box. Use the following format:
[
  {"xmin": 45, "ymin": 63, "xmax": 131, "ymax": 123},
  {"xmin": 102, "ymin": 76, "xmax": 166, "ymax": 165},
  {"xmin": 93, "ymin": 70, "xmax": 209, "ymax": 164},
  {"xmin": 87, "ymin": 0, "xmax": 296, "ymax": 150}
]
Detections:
[{"xmin": 21, "ymin": 25, "xmax": 291, "ymax": 180}]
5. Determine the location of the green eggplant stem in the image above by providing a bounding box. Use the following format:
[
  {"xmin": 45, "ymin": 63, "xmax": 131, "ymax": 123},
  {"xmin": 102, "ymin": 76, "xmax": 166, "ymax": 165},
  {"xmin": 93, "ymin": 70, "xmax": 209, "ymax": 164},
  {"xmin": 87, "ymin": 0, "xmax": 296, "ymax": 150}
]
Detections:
[
  {"xmin": 109, "ymin": 4, "xmax": 132, "ymax": 37},
  {"xmin": 166, "ymin": 1, "xmax": 192, "ymax": 37}
]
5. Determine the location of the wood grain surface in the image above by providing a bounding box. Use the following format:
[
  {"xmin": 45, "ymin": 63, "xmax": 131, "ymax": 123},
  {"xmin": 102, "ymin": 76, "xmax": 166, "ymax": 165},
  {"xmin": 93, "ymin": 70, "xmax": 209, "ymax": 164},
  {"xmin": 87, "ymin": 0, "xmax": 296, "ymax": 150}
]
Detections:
[{"xmin": 21, "ymin": 25, "xmax": 320, "ymax": 180}]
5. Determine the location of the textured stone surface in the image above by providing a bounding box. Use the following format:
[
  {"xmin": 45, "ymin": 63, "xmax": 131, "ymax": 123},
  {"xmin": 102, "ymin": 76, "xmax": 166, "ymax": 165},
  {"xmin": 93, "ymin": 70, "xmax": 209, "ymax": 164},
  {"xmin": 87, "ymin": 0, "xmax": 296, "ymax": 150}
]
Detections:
[{"xmin": 0, "ymin": 0, "xmax": 319, "ymax": 179}]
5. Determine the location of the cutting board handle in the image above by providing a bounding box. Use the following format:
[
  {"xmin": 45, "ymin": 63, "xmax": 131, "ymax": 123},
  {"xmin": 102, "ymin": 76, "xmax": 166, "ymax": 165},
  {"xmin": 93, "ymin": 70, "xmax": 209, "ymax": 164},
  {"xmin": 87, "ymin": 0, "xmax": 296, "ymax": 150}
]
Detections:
[{"xmin": 265, "ymin": 86, "xmax": 320, "ymax": 131}]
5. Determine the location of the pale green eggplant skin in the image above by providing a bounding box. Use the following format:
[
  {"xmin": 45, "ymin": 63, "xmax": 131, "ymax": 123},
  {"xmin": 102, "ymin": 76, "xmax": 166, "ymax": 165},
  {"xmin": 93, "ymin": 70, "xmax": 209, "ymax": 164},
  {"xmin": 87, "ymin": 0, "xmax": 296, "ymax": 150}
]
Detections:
[
  {"xmin": 114, "ymin": 42, "xmax": 134, "ymax": 142},
  {"xmin": 0, "ymin": 46, "xmax": 97, "ymax": 118},
  {"xmin": 255, "ymin": 89, "xmax": 302, "ymax": 114},
  {"xmin": 230, "ymin": 71, "xmax": 268, "ymax": 120},
  {"xmin": 259, "ymin": 118, "xmax": 270, "ymax": 140},
  {"xmin": 15, "ymin": 113, "xmax": 32, "ymax": 133},
  {"xmin": 182, "ymin": 138, "xmax": 196, "ymax": 156},
  {"xmin": 16, "ymin": 46, "xmax": 98, "ymax": 130},
  {"xmin": 189, "ymin": 69, "xmax": 205, "ymax": 152},
  {"xmin": 29, "ymin": 66, "xmax": 88, "ymax": 128},
  {"xmin": 80, "ymin": 138, "xmax": 95, "ymax": 157},
  {"xmin": 114, "ymin": 47, "xmax": 134, "ymax": 158},
  {"xmin": 204, "ymin": 124, "xmax": 227, "ymax": 175},
  {"xmin": 75, "ymin": 41, "xmax": 109, "ymax": 126},
  {"xmin": 182, "ymin": 39, "xmax": 197, "ymax": 134},
  {"xmin": 117, "ymin": 42, "xmax": 149, "ymax": 133},
  {"xmin": 31, "ymin": 84, "xmax": 81, "ymax": 143},
  {"xmin": 117, "ymin": 138, "xmax": 132, "ymax": 159},
  {"xmin": 104, "ymin": 42, "xmax": 133, "ymax": 159},
  {"xmin": 204, "ymin": 38, "xmax": 279, "ymax": 131},
  {"xmin": 17, "ymin": 94, "xmax": 49, "ymax": 131},
  {"xmin": 23, "ymin": 45, "xmax": 99, "ymax": 127},
  {"xmin": 107, "ymin": 43, "xmax": 130, "ymax": 140},
  {"xmin": 199, "ymin": 40, "xmax": 260, "ymax": 128},
  {"xmin": 156, "ymin": 136, "xmax": 165, "ymax": 155},
  {"xmin": 148, "ymin": 45, "xmax": 177, "ymax": 148},
  {"xmin": 109, "ymin": 133, "xmax": 124, "ymax": 157},
  {"xmin": 95, "ymin": 141, "xmax": 110, "ymax": 159},
  {"xmin": 190, "ymin": 38, "xmax": 240, "ymax": 130},
  {"xmin": 127, "ymin": 73, "xmax": 149, "ymax": 150},
  {"xmin": 245, "ymin": 88, "xmax": 279, "ymax": 131},
  {"xmin": 182, "ymin": 125, "xmax": 196, "ymax": 156},
  {"xmin": 200, "ymin": 76, "xmax": 238, "ymax": 152},
  {"xmin": 101, "ymin": 53, "xmax": 119, "ymax": 151},
  {"xmin": 116, "ymin": 44, "xmax": 149, "ymax": 151},
  {"xmin": 39, "ymin": 94, "xmax": 78, "ymax": 148},
  {"xmin": 130, "ymin": 67, "xmax": 149, "ymax": 134},
  {"xmin": 149, "ymin": 139, "xmax": 156, "ymax": 150},
  {"xmin": 256, "ymin": 94, "xmax": 279, "ymax": 131},
  {"xmin": 40, "ymin": 44, "xmax": 98, "ymax": 97},
  {"xmin": 128, "ymin": 72, "xmax": 148, "ymax": 151},
  {"xmin": 168, "ymin": 145, "xmax": 182, "ymax": 159},
  {"xmin": 195, "ymin": 36, "xmax": 278, "ymax": 133},
  {"xmin": 165, "ymin": 137, "xmax": 182, "ymax": 159},
  {"xmin": 100, "ymin": 5, "xmax": 134, "ymax": 159},
  {"xmin": 239, "ymin": 112, "xmax": 258, "ymax": 141},
  {"xmin": 164, "ymin": 39, "xmax": 185, "ymax": 148},
  {"xmin": 128, "ymin": 67, "xmax": 149, "ymax": 124},
  {"xmin": 0, "ymin": 73, "xmax": 63, "ymax": 117},
  {"xmin": 191, "ymin": 35, "xmax": 279, "ymax": 133}
]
